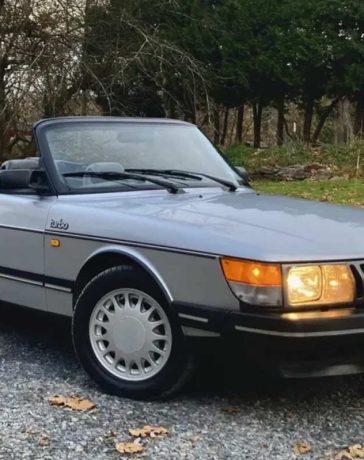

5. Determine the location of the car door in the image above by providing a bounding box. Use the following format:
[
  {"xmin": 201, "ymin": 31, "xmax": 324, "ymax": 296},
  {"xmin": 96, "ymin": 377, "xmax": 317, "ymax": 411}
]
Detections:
[{"xmin": 0, "ymin": 191, "xmax": 55, "ymax": 311}]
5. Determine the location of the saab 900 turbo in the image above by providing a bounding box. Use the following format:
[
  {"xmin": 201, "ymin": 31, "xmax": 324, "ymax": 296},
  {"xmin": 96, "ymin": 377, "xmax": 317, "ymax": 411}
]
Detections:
[{"xmin": 0, "ymin": 116, "xmax": 363, "ymax": 399}]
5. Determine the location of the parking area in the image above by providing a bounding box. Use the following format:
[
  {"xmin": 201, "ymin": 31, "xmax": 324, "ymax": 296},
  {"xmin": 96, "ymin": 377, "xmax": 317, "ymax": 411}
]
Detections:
[{"xmin": 0, "ymin": 305, "xmax": 363, "ymax": 459}]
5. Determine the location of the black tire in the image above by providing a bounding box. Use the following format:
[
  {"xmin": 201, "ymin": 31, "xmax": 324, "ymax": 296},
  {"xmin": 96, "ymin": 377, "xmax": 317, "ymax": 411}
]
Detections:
[{"xmin": 72, "ymin": 265, "xmax": 194, "ymax": 400}]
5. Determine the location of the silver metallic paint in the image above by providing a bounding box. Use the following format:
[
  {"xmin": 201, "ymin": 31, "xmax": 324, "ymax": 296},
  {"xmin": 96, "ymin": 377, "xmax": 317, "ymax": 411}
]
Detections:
[
  {"xmin": 0, "ymin": 195, "xmax": 55, "ymax": 310},
  {"xmin": 48, "ymin": 188, "xmax": 364, "ymax": 263},
  {"xmin": 0, "ymin": 168, "xmax": 364, "ymax": 322},
  {"xmin": 80, "ymin": 245, "xmax": 175, "ymax": 302},
  {"xmin": 0, "ymin": 278, "xmax": 47, "ymax": 311},
  {"xmin": 44, "ymin": 235, "xmax": 240, "ymax": 316}
]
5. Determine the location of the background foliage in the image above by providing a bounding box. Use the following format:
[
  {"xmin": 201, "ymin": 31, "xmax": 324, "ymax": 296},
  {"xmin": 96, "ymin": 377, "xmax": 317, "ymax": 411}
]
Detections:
[{"xmin": 1, "ymin": 0, "xmax": 364, "ymax": 162}]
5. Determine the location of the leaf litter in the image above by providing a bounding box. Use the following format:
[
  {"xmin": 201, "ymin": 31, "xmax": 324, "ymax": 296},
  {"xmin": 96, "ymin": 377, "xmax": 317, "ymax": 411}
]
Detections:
[{"xmin": 48, "ymin": 395, "xmax": 96, "ymax": 412}]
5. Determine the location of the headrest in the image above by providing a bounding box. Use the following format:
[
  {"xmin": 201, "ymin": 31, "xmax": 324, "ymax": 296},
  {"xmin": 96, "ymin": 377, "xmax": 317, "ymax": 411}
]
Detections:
[
  {"xmin": 1, "ymin": 157, "xmax": 39, "ymax": 170},
  {"xmin": 0, "ymin": 169, "xmax": 31, "ymax": 189},
  {"xmin": 86, "ymin": 162, "xmax": 124, "ymax": 173}
]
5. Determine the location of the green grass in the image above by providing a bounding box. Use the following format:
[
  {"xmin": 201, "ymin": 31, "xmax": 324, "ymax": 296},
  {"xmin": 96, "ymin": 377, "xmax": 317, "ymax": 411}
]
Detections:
[
  {"xmin": 225, "ymin": 141, "xmax": 364, "ymax": 178},
  {"xmin": 224, "ymin": 142, "xmax": 364, "ymax": 207},
  {"xmin": 253, "ymin": 179, "xmax": 364, "ymax": 207}
]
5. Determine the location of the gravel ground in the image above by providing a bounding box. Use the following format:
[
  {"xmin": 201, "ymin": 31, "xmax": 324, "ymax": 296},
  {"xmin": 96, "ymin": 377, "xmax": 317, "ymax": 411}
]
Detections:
[{"xmin": 0, "ymin": 306, "xmax": 364, "ymax": 460}]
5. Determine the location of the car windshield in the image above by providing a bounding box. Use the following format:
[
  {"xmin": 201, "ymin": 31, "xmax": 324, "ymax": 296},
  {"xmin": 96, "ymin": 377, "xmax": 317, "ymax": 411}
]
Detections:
[{"xmin": 43, "ymin": 121, "xmax": 243, "ymax": 193}]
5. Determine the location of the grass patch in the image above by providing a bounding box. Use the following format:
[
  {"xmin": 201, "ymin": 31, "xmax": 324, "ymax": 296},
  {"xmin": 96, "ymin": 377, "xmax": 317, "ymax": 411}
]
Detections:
[
  {"xmin": 225, "ymin": 141, "xmax": 364, "ymax": 178},
  {"xmin": 253, "ymin": 179, "xmax": 364, "ymax": 208},
  {"xmin": 226, "ymin": 141, "xmax": 364, "ymax": 207}
]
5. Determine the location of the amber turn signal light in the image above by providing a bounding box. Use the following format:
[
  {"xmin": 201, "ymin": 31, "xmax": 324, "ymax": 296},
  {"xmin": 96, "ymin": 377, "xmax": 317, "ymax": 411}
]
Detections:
[{"xmin": 221, "ymin": 258, "xmax": 282, "ymax": 287}]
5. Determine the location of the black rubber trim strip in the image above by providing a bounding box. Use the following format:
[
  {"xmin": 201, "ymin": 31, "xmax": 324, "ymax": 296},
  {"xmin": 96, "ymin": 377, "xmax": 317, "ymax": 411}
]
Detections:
[
  {"xmin": 44, "ymin": 276, "xmax": 74, "ymax": 290},
  {"xmin": 4, "ymin": 223, "xmax": 364, "ymax": 266},
  {"xmin": 230, "ymin": 310, "xmax": 364, "ymax": 334},
  {"xmin": 0, "ymin": 265, "xmax": 73, "ymax": 291},
  {"xmin": 45, "ymin": 230, "xmax": 217, "ymax": 259},
  {"xmin": 173, "ymin": 301, "xmax": 364, "ymax": 337},
  {"xmin": 43, "ymin": 230, "xmax": 364, "ymax": 265},
  {"xmin": 172, "ymin": 302, "xmax": 229, "ymax": 332},
  {"xmin": 0, "ymin": 266, "xmax": 44, "ymax": 283},
  {"xmin": 0, "ymin": 223, "xmax": 216, "ymax": 259}
]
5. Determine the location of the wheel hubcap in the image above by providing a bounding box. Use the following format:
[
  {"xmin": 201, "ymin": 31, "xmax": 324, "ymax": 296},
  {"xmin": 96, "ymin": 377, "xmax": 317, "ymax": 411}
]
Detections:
[{"xmin": 89, "ymin": 288, "xmax": 172, "ymax": 381}]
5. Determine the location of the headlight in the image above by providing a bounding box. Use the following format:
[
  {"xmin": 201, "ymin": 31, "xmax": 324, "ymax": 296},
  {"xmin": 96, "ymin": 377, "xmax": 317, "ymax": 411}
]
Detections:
[
  {"xmin": 221, "ymin": 258, "xmax": 282, "ymax": 306},
  {"xmin": 287, "ymin": 264, "xmax": 355, "ymax": 306}
]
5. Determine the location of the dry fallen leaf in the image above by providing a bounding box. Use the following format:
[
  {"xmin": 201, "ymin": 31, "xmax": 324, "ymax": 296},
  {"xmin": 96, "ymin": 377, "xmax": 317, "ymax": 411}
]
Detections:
[
  {"xmin": 49, "ymin": 395, "xmax": 96, "ymax": 412},
  {"xmin": 293, "ymin": 442, "xmax": 312, "ymax": 455},
  {"xmin": 38, "ymin": 435, "xmax": 49, "ymax": 447},
  {"xmin": 115, "ymin": 441, "xmax": 145, "ymax": 454},
  {"xmin": 222, "ymin": 407, "xmax": 241, "ymax": 414},
  {"xmin": 129, "ymin": 425, "xmax": 169, "ymax": 438},
  {"xmin": 348, "ymin": 445, "xmax": 364, "ymax": 458},
  {"xmin": 335, "ymin": 451, "xmax": 354, "ymax": 460},
  {"xmin": 335, "ymin": 445, "xmax": 364, "ymax": 460}
]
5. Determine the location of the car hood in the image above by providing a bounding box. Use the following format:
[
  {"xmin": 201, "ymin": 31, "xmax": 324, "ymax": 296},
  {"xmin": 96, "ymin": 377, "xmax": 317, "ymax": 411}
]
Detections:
[{"xmin": 55, "ymin": 188, "xmax": 364, "ymax": 262}]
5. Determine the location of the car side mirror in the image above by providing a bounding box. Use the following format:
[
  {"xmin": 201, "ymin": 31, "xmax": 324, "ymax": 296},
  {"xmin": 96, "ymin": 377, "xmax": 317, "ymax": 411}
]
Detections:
[
  {"xmin": 28, "ymin": 170, "xmax": 51, "ymax": 193},
  {"xmin": 235, "ymin": 166, "xmax": 249, "ymax": 183}
]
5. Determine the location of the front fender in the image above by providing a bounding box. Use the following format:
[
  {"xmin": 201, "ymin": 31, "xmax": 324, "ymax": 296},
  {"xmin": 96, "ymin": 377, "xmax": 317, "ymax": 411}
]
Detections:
[{"xmin": 79, "ymin": 245, "xmax": 174, "ymax": 302}]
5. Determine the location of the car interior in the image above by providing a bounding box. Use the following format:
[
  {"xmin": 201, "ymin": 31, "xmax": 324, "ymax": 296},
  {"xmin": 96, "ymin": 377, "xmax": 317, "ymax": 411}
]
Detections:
[
  {"xmin": 0, "ymin": 157, "xmax": 129, "ymax": 193},
  {"xmin": 0, "ymin": 158, "xmax": 40, "ymax": 193}
]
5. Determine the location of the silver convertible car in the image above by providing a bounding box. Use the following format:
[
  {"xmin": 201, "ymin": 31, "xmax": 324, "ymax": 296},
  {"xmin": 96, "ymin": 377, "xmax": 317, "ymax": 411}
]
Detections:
[{"xmin": 1, "ymin": 116, "xmax": 364, "ymax": 399}]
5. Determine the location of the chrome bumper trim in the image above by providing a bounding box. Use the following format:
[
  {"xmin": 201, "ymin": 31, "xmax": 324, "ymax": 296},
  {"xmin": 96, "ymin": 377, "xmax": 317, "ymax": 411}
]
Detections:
[
  {"xmin": 0, "ymin": 273, "xmax": 43, "ymax": 287},
  {"xmin": 178, "ymin": 313, "xmax": 209, "ymax": 323},
  {"xmin": 235, "ymin": 325, "xmax": 364, "ymax": 338},
  {"xmin": 44, "ymin": 283, "xmax": 72, "ymax": 293}
]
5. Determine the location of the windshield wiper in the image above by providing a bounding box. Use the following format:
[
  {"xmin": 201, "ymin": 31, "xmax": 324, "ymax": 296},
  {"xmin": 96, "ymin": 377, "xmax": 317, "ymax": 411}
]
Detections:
[
  {"xmin": 126, "ymin": 169, "xmax": 202, "ymax": 181},
  {"xmin": 62, "ymin": 171, "xmax": 182, "ymax": 194},
  {"xmin": 126, "ymin": 168, "xmax": 238, "ymax": 192}
]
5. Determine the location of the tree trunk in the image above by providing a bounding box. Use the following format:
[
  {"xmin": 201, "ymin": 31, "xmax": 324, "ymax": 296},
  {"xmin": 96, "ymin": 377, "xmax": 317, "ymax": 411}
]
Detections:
[
  {"xmin": 81, "ymin": 90, "xmax": 88, "ymax": 116},
  {"xmin": 354, "ymin": 96, "xmax": 364, "ymax": 138},
  {"xmin": 169, "ymin": 99, "xmax": 177, "ymax": 119},
  {"xmin": 303, "ymin": 97, "xmax": 314, "ymax": 143},
  {"xmin": 283, "ymin": 116, "xmax": 293, "ymax": 139},
  {"xmin": 213, "ymin": 107, "xmax": 220, "ymax": 144},
  {"xmin": 252, "ymin": 101, "xmax": 263, "ymax": 148},
  {"xmin": 312, "ymin": 97, "xmax": 341, "ymax": 144},
  {"xmin": 276, "ymin": 98, "xmax": 284, "ymax": 146},
  {"xmin": 0, "ymin": 57, "xmax": 8, "ymax": 159},
  {"xmin": 220, "ymin": 107, "xmax": 229, "ymax": 145},
  {"xmin": 235, "ymin": 105, "xmax": 244, "ymax": 144},
  {"xmin": 191, "ymin": 103, "xmax": 197, "ymax": 125}
]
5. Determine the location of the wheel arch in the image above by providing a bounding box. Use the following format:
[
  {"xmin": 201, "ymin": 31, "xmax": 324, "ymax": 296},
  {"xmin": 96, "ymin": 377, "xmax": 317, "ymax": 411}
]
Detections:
[{"xmin": 73, "ymin": 246, "xmax": 173, "ymax": 307}]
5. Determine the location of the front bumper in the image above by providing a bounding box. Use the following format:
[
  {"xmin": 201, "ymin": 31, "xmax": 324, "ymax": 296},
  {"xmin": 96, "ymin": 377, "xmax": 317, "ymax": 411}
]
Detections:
[{"xmin": 174, "ymin": 302, "xmax": 364, "ymax": 377}]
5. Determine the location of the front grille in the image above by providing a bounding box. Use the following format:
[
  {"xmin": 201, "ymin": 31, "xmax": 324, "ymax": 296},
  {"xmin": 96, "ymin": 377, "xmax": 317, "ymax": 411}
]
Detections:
[{"xmin": 351, "ymin": 262, "xmax": 364, "ymax": 305}]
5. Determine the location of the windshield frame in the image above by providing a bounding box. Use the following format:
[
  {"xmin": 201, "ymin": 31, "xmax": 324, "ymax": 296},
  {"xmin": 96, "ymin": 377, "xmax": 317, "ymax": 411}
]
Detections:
[{"xmin": 34, "ymin": 117, "xmax": 246, "ymax": 196}]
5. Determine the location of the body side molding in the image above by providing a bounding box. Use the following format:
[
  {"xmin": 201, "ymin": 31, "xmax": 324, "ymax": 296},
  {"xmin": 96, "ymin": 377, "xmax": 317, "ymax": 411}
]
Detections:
[
  {"xmin": 45, "ymin": 229, "xmax": 217, "ymax": 259},
  {"xmin": 0, "ymin": 265, "xmax": 73, "ymax": 292}
]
